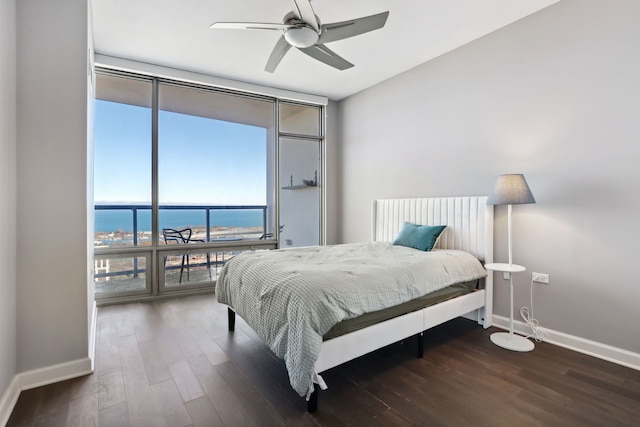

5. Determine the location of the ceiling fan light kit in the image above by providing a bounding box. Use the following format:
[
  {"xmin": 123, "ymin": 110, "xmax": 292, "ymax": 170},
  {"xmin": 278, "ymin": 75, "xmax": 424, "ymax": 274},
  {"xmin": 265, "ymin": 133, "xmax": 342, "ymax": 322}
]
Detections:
[{"xmin": 210, "ymin": 0, "xmax": 389, "ymax": 72}]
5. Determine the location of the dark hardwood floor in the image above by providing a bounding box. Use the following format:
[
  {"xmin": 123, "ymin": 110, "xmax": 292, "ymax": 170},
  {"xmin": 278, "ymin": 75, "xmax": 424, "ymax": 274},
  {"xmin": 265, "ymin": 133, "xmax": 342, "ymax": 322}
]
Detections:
[{"xmin": 7, "ymin": 293, "xmax": 640, "ymax": 426}]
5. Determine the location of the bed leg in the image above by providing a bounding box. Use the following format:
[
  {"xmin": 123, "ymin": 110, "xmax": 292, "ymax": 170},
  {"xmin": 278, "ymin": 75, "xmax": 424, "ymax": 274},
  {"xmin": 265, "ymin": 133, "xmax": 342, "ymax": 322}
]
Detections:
[
  {"xmin": 307, "ymin": 390, "xmax": 318, "ymax": 413},
  {"xmin": 417, "ymin": 332, "xmax": 424, "ymax": 358},
  {"xmin": 228, "ymin": 308, "xmax": 236, "ymax": 332}
]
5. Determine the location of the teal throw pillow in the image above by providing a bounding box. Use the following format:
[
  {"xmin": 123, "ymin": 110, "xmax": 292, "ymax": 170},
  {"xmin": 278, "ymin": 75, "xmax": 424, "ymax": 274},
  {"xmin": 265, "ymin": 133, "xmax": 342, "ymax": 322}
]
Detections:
[{"xmin": 392, "ymin": 223, "xmax": 446, "ymax": 251}]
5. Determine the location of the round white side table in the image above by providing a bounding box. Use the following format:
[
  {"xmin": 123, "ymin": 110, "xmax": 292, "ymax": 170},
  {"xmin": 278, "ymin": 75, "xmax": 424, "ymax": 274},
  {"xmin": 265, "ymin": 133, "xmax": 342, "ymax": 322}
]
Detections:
[{"xmin": 485, "ymin": 263, "xmax": 534, "ymax": 352}]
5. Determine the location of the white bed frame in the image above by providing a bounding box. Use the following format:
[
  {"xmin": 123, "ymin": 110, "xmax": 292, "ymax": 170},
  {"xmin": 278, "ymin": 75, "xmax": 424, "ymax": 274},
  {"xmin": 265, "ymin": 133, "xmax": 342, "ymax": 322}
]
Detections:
[
  {"xmin": 314, "ymin": 196, "xmax": 493, "ymax": 377},
  {"xmin": 226, "ymin": 196, "xmax": 493, "ymax": 412}
]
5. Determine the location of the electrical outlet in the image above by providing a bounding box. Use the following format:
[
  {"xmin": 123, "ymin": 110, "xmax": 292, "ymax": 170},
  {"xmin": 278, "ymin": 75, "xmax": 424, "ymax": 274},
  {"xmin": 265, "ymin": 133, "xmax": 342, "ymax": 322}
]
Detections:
[
  {"xmin": 285, "ymin": 239, "xmax": 292, "ymax": 246},
  {"xmin": 532, "ymin": 272, "xmax": 549, "ymax": 284},
  {"xmin": 503, "ymin": 272, "xmax": 510, "ymax": 280}
]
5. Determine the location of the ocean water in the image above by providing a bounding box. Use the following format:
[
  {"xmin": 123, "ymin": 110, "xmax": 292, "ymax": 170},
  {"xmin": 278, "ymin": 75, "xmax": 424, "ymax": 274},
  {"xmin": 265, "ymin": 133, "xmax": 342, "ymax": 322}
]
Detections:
[{"xmin": 95, "ymin": 208, "xmax": 263, "ymax": 232}]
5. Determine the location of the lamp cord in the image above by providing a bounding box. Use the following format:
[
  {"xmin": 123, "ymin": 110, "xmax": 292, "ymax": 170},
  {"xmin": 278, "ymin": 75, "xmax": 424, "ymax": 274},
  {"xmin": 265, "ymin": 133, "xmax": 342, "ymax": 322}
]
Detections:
[{"xmin": 519, "ymin": 278, "xmax": 546, "ymax": 342}]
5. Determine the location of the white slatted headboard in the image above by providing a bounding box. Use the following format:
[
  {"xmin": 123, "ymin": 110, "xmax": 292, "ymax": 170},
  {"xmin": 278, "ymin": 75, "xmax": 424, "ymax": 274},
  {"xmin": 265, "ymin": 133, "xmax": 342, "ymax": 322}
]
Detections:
[{"xmin": 372, "ymin": 196, "xmax": 494, "ymax": 264}]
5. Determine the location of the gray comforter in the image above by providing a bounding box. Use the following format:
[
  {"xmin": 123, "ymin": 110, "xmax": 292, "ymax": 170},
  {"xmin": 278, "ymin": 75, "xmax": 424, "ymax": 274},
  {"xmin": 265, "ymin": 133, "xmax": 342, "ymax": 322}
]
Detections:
[{"xmin": 215, "ymin": 241, "xmax": 487, "ymax": 397}]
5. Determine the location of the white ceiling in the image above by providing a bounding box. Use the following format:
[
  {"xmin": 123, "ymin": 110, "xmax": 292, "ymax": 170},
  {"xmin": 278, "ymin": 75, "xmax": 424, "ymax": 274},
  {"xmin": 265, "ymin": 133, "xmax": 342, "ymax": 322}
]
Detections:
[{"xmin": 92, "ymin": 0, "xmax": 561, "ymax": 101}]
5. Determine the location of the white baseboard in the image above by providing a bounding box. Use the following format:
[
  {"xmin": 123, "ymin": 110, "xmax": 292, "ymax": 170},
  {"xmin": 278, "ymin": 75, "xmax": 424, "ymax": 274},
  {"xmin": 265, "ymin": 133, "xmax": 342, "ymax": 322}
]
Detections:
[
  {"xmin": 0, "ymin": 357, "xmax": 93, "ymax": 426},
  {"xmin": 17, "ymin": 357, "xmax": 94, "ymax": 393},
  {"xmin": 0, "ymin": 376, "xmax": 20, "ymax": 427},
  {"xmin": 1, "ymin": 304, "xmax": 98, "ymax": 425},
  {"xmin": 492, "ymin": 315, "xmax": 640, "ymax": 371}
]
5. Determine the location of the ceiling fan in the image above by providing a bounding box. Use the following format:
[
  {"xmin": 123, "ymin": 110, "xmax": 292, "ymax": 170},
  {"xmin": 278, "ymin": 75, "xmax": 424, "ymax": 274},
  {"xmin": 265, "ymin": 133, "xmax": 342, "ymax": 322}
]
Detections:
[{"xmin": 210, "ymin": 0, "xmax": 389, "ymax": 72}]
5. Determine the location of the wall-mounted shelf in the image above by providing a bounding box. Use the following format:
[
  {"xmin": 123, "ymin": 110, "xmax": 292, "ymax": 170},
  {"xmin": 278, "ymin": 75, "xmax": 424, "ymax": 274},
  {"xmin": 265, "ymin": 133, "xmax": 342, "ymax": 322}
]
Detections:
[
  {"xmin": 281, "ymin": 184, "xmax": 317, "ymax": 190},
  {"xmin": 283, "ymin": 171, "xmax": 318, "ymax": 190}
]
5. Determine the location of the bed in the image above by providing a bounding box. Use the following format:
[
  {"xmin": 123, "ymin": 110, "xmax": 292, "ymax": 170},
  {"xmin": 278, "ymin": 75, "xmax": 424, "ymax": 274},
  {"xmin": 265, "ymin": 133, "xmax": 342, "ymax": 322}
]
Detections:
[{"xmin": 216, "ymin": 196, "xmax": 493, "ymax": 412}]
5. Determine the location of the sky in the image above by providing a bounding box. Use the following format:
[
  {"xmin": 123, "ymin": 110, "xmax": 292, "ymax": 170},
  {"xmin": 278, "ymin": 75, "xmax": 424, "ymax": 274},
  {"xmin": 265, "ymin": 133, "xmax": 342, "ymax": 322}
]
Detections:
[{"xmin": 94, "ymin": 100, "xmax": 268, "ymax": 205}]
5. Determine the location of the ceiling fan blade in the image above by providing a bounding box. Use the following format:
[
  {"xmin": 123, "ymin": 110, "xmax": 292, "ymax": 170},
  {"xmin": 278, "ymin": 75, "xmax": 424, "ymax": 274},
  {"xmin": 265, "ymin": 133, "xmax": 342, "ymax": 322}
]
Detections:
[
  {"xmin": 210, "ymin": 22, "xmax": 294, "ymax": 31},
  {"xmin": 298, "ymin": 44, "xmax": 354, "ymax": 70},
  {"xmin": 265, "ymin": 35, "xmax": 293, "ymax": 73},
  {"xmin": 291, "ymin": 0, "xmax": 319, "ymax": 32},
  {"xmin": 319, "ymin": 11, "xmax": 389, "ymax": 44}
]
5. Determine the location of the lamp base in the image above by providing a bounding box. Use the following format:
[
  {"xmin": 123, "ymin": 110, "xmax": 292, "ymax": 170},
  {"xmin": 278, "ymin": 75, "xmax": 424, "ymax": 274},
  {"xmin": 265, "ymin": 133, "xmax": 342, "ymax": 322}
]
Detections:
[{"xmin": 490, "ymin": 332, "xmax": 534, "ymax": 352}]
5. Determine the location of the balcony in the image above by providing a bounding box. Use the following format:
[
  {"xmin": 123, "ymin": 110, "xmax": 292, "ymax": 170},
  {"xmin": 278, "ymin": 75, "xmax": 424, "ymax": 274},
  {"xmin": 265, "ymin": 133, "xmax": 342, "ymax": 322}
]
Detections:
[{"xmin": 94, "ymin": 204, "xmax": 274, "ymax": 298}]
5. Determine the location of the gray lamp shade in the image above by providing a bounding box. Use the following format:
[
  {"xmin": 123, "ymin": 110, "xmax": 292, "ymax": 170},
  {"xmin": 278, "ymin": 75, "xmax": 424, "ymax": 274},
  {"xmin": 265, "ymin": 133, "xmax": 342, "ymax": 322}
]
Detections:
[{"xmin": 487, "ymin": 174, "xmax": 536, "ymax": 206}]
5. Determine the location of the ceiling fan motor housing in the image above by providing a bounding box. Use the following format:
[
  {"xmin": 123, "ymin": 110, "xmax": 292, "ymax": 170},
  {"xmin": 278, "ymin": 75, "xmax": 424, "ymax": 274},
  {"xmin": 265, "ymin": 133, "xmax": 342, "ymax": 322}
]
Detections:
[{"xmin": 284, "ymin": 26, "xmax": 319, "ymax": 48}]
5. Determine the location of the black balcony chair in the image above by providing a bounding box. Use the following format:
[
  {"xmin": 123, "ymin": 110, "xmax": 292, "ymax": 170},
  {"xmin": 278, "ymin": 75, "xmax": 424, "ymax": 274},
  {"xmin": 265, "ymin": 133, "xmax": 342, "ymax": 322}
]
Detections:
[
  {"xmin": 162, "ymin": 228, "xmax": 212, "ymax": 283},
  {"xmin": 260, "ymin": 224, "xmax": 285, "ymax": 240}
]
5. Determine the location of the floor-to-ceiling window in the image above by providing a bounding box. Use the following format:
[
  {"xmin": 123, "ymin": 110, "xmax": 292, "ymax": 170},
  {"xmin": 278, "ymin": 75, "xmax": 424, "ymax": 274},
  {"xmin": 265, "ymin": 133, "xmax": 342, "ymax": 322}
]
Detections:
[
  {"xmin": 94, "ymin": 74, "xmax": 153, "ymax": 297},
  {"xmin": 93, "ymin": 70, "xmax": 322, "ymax": 303}
]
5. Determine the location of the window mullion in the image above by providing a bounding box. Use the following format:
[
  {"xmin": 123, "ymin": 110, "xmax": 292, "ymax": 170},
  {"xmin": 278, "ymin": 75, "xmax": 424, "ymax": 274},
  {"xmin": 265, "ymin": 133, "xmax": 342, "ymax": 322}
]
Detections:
[{"xmin": 151, "ymin": 77, "xmax": 159, "ymax": 294}]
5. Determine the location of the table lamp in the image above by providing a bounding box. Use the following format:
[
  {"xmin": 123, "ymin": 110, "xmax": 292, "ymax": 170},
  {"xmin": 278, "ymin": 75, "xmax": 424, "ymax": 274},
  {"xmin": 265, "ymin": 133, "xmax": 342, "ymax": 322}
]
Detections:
[{"xmin": 486, "ymin": 174, "xmax": 536, "ymax": 351}]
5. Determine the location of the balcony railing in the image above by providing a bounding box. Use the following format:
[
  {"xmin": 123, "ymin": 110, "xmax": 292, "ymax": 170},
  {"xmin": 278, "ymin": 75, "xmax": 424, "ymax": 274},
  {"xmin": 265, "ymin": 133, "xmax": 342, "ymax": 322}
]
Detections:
[
  {"xmin": 94, "ymin": 204, "xmax": 269, "ymax": 247},
  {"xmin": 94, "ymin": 204, "xmax": 270, "ymax": 290}
]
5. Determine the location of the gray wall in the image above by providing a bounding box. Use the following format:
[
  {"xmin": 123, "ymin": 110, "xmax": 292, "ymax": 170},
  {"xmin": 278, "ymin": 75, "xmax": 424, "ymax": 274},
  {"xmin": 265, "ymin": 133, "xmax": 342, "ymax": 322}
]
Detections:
[
  {"xmin": 16, "ymin": 0, "xmax": 90, "ymax": 371},
  {"xmin": 0, "ymin": 0, "xmax": 17, "ymax": 401},
  {"xmin": 337, "ymin": 0, "xmax": 640, "ymax": 354}
]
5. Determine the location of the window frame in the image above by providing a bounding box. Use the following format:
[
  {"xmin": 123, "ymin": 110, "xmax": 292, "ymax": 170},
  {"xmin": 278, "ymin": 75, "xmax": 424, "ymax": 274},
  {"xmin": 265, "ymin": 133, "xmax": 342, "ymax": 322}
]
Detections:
[{"xmin": 93, "ymin": 68, "xmax": 325, "ymax": 304}]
